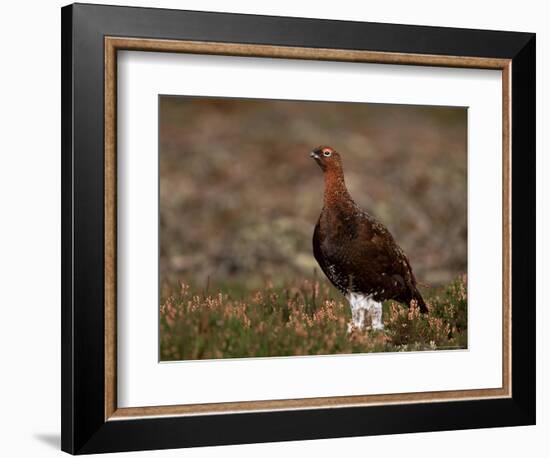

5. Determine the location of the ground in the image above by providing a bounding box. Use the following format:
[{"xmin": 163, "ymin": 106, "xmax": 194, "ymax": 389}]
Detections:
[{"xmin": 160, "ymin": 274, "xmax": 467, "ymax": 360}]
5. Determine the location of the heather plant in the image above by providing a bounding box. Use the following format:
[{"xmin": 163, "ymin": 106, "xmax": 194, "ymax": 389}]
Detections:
[
  {"xmin": 160, "ymin": 275, "xmax": 468, "ymax": 360},
  {"xmin": 383, "ymin": 275, "xmax": 467, "ymax": 350}
]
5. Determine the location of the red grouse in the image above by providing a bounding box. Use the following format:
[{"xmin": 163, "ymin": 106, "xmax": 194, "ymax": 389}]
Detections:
[{"xmin": 310, "ymin": 146, "xmax": 428, "ymax": 331}]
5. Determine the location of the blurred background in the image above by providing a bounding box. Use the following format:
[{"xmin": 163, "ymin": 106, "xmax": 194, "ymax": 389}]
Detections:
[{"xmin": 159, "ymin": 96, "xmax": 467, "ymax": 293}]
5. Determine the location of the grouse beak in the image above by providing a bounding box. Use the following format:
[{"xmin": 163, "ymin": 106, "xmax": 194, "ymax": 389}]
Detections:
[{"xmin": 310, "ymin": 151, "xmax": 321, "ymax": 160}]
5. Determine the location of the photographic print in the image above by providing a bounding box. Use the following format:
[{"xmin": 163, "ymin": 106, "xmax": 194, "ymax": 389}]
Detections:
[{"xmin": 159, "ymin": 96, "xmax": 468, "ymax": 361}]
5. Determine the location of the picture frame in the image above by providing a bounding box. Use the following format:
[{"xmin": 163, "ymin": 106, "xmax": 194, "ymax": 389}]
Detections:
[{"xmin": 61, "ymin": 3, "xmax": 535, "ymax": 454}]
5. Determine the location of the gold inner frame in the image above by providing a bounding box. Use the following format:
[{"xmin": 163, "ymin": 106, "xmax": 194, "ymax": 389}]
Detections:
[{"xmin": 104, "ymin": 36, "xmax": 512, "ymax": 421}]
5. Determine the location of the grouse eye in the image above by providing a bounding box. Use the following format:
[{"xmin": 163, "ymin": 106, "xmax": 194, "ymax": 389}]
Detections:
[{"xmin": 323, "ymin": 151, "xmax": 332, "ymax": 157}]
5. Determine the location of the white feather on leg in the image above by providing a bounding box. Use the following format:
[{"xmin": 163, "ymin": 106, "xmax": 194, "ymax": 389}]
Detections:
[{"xmin": 346, "ymin": 292, "xmax": 384, "ymax": 332}]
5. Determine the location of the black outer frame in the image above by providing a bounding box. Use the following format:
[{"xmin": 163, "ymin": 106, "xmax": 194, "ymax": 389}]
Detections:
[{"xmin": 61, "ymin": 3, "xmax": 535, "ymax": 454}]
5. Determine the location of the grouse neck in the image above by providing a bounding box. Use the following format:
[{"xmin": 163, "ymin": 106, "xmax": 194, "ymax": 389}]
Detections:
[{"xmin": 323, "ymin": 169, "xmax": 353, "ymax": 208}]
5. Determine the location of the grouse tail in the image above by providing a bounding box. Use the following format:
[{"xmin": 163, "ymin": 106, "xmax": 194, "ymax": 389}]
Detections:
[{"xmin": 412, "ymin": 288, "xmax": 429, "ymax": 314}]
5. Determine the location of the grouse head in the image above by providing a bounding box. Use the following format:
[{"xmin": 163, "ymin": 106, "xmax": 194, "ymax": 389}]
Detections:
[{"xmin": 310, "ymin": 146, "xmax": 343, "ymax": 174}]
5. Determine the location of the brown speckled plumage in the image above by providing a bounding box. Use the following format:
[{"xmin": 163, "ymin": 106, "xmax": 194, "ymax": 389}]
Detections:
[{"xmin": 310, "ymin": 146, "xmax": 428, "ymax": 313}]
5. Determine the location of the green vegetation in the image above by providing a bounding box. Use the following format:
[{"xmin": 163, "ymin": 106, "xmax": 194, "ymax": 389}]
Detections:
[{"xmin": 160, "ymin": 274, "xmax": 467, "ymax": 361}]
